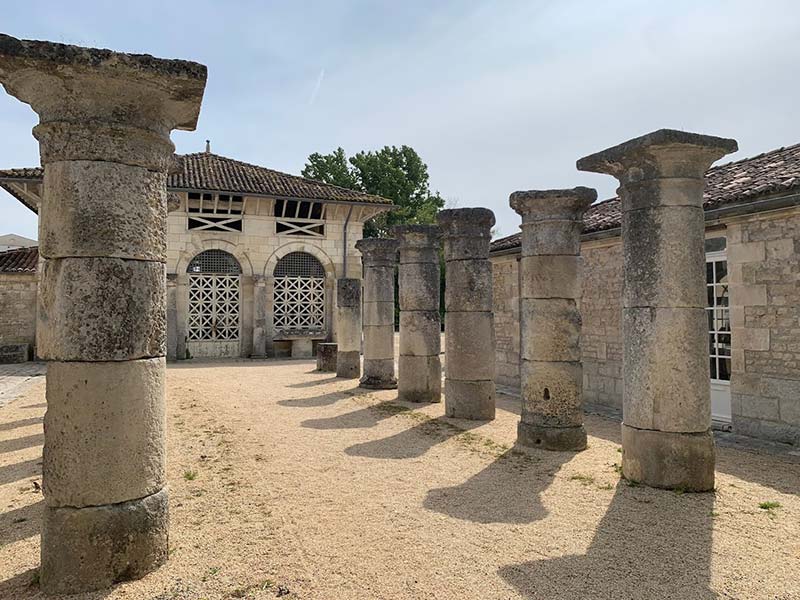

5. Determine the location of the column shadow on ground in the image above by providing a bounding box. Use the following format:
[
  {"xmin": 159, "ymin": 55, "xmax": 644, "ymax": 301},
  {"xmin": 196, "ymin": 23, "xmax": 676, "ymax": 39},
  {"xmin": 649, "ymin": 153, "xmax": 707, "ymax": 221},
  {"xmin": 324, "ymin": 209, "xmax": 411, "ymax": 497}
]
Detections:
[
  {"xmin": 0, "ymin": 499, "xmax": 43, "ymax": 546},
  {"xmin": 499, "ymin": 486, "xmax": 716, "ymax": 599},
  {"xmin": 0, "ymin": 457, "xmax": 40, "ymax": 487},
  {"xmin": 0, "ymin": 417, "xmax": 42, "ymax": 433},
  {"xmin": 277, "ymin": 386, "xmax": 361, "ymax": 408},
  {"xmin": 423, "ymin": 448, "xmax": 568, "ymax": 524},
  {"xmin": 286, "ymin": 375, "xmax": 340, "ymax": 389},
  {"xmin": 0, "ymin": 433, "xmax": 44, "ymax": 455},
  {"xmin": 302, "ymin": 400, "xmax": 413, "ymax": 430}
]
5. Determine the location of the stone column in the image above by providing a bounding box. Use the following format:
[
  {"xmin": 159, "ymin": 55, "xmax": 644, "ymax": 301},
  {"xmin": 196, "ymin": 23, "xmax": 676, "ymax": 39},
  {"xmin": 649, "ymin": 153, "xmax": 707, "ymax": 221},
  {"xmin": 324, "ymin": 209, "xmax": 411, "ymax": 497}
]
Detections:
[
  {"xmin": 578, "ymin": 129, "xmax": 737, "ymax": 491},
  {"xmin": 438, "ymin": 209, "xmax": 496, "ymax": 420},
  {"xmin": 336, "ymin": 278, "xmax": 362, "ymax": 378},
  {"xmin": 0, "ymin": 35, "xmax": 206, "ymax": 593},
  {"xmin": 251, "ymin": 275, "xmax": 268, "ymax": 358},
  {"xmin": 356, "ymin": 238, "xmax": 399, "ymax": 389},
  {"xmin": 394, "ymin": 225, "xmax": 442, "ymax": 403},
  {"xmin": 510, "ymin": 188, "xmax": 596, "ymax": 450},
  {"xmin": 166, "ymin": 274, "xmax": 179, "ymax": 361}
]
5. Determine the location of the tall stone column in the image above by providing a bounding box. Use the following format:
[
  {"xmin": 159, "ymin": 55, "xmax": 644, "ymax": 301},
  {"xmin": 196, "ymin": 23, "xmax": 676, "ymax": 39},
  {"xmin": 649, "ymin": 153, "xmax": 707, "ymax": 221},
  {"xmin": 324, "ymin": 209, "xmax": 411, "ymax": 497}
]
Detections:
[
  {"xmin": 438, "ymin": 208, "xmax": 496, "ymax": 420},
  {"xmin": 0, "ymin": 35, "xmax": 206, "ymax": 593},
  {"xmin": 336, "ymin": 278, "xmax": 362, "ymax": 378},
  {"xmin": 395, "ymin": 225, "xmax": 442, "ymax": 403},
  {"xmin": 356, "ymin": 238, "xmax": 399, "ymax": 389},
  {"xmin": 251, "ymin": 275, "xmax": 268, "ymax": 358},
  {"xmin": 166, "ymin": 274, "xmax": 179, "ymax": 361},
  {"xmin": 578, "ymin": 129, "xmax": 737, "ymax": 491},
  {"xmin": 510, "ymin": 188, "xmax": 596, "ymax": 450}
]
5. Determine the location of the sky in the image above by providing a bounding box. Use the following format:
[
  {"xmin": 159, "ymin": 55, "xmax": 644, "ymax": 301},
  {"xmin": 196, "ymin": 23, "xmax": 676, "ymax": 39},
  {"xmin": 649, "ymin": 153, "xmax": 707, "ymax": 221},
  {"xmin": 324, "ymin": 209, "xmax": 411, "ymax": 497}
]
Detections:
[{"xmin": 2, "ymin": 0, "xmax": 800, "ymax": 240}]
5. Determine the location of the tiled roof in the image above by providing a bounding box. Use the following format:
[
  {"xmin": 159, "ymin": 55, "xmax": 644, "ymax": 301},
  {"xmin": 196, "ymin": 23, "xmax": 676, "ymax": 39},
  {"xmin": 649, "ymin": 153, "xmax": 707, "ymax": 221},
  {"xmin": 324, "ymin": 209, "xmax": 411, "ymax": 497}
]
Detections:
[
  {"xmin": 0, "ymin": 152, "xmax": 391, "ymax": 206},
  {"xmin": 0, "ymin": 246, "xmax": 38, "ymax": 273},
  {"xmin": 491, "ymin": 142, "xmax": 800, "ymax": 253}
]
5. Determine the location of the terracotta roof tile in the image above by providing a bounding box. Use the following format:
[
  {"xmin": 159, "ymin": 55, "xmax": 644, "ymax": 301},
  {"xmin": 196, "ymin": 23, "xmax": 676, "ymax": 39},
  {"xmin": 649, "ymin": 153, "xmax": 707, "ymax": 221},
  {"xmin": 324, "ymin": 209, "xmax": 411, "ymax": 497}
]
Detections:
[{"xmin": 0, "ymin": 246, "xmax": 38, "ymax": 273}]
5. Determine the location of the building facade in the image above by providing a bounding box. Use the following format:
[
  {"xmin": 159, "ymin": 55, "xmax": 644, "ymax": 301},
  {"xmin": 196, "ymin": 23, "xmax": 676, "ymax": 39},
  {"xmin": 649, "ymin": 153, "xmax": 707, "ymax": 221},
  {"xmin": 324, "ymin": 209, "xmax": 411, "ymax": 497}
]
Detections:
[
  {"xmin": 0, "ymin": 151, "xmax": 392, "ymax": 360},
  {"xmin": 491, "ymin": 143, "xmax": 800, "ymax": 446}
]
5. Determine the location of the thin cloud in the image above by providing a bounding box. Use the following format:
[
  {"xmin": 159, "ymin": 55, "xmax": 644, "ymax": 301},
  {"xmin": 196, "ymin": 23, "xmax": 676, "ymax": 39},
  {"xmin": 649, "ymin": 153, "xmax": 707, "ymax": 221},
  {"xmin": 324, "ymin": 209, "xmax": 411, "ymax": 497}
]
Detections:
[{"xmin": 309, "ymin": 68, "xmax": 325, "ymax": 106}]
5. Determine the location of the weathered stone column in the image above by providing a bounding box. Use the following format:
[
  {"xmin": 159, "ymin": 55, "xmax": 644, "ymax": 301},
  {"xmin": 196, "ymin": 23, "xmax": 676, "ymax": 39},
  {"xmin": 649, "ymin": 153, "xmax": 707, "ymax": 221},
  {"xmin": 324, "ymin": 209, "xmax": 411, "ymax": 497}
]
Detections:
[
  {"xmin": 0, "ymin": 35, "xmax": 206, "ymax": 593},
  {"xmin": 438, "ymin": 209, "xmax": 496, "ymax": 419},
  {"xmin": 336, "ymin": 278, "xmax": 362, "ymax": 378},
  {"xmin": 395, "ymin": 225, "xmax": 442, "ymax": 403},
  {"xmin": 356, "ymin": 238, "xmax": 399, "ymax": 389},
  {"xmin": 510, "ymin": 188, "xmax": 595, "ymax": 450},
  {"xmin": 251, "ymin": 275, "xmax": 268, "ymax": 358},
  {"xmin": 166, "ymin": 274, "xmax": 179, "ymax": 361},
  {"xmin": 578, "ymin": 129, "xmax": 737, "ymax": 490}
]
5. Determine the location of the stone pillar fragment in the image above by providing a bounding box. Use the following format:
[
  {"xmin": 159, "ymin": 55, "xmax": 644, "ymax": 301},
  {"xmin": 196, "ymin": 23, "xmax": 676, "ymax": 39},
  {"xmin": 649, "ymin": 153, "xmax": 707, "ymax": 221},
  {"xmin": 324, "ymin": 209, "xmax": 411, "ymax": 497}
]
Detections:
[
  {"xmin": 336, "ymin": 278, "xmax": 362, "ymax": 378},
  {"xmin": 438, "ymin": 208, "xmax": 496, "ymax": 420},
  {"xmin": 356, "ymin": 238, "xmax": 399, "ymax": 389},
  {"xmin": 394, "ymin": 225, "xmax": 442, "ymax": 403},
  {"xmin": 510, "ymin": 188, "xmax": 596, "ymax": 450},
  {"xmin": 0, "ymin": 34, "xmax": 206, "ymax": 593},
  {"xmin": 578, "ymin": 129, "xmax": 738, "ymax": 490},
  {"xmin": 251, "ymin": 275, "xmax": 268, "ymax": 358}
]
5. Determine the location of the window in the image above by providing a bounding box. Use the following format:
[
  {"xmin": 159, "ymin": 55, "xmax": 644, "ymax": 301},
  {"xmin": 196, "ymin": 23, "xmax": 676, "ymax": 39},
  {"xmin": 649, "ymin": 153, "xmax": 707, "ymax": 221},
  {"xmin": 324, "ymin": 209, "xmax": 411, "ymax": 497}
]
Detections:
[
  {"xmin": 187, "ymin": 192, "xmax": 244, "ymax": 232},
  {"xmin": 273, "ymin": 252, "xmax": 326, "ymax": 337},
  {"xmin": 186, "ymin": 250, "xmax": 242, "ymax": 342},
  {"xmin": 706, "ymin": 247, "xmax": 730, "ymax": 382},
  {"xmin": 273, "ymin": 199, "xmax": 325, "ymax": 237}
]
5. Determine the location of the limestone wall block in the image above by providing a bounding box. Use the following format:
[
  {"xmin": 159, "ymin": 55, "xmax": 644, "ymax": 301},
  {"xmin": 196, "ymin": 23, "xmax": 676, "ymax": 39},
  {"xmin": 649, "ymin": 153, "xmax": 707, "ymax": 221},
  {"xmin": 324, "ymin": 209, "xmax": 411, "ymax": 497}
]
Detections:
[
  {"xmin": 40, "ymin": 161, "xmax": 167, "ymax": 261},
  {"xmin": 363, "ymin": 300, "xmax": 394, "ymax": 327},
  {"xmin": 620, "ymin": 177, "xmax": 706, "ymax": 211},
  {"xmin": 336, "ymin": 278, "xmax": 361, "ymax": 308},
  {"xmin": 43, "ymin": 358, "xmax": 165, "ymax": 508},
  {"xmin": 622, "ymin": 307, "xmax": 710, "ymax": 432},
  {"xmin": 520, "ymin": 359, "xmax": 583, "ymax": 427},
  {"xmin": 444, "ymin": 311, "xmax": 495, "ymax": 380},
  {"xmin": 399, "ymin": 310, "xmax": 441, "ymax": 356},
  {"xmin": 520, "ymin": 298, "xmax": 581, "ymax": 362},
  {"xmin": 37, "ymin": 258, "xmax": 166, "ymax": 361},
  {"xmin": 444, "ymin": 260, "xmax": 493, "ymax": 312},
  {"xmin": 363, "ymin": 266, "xmax": 396, "ymax": 303},
  {"xmin": 361, "ymin": 358, "xmax": 396, "ymax": 387},
  {"xmin": 398, "ymin": 354, "xmax": 442, "ymax": 403},
  {"xmin": 519, "ymin": 256, "xmax": 581, "ymax": 300},
  {"xmin": 336, "ymin": 307, "xmax": 362, "ymax": 352},
  {"xmin": 336, "ymin": 350, "xmax": 360, "ymax": 379},
  {"xmin": 622, "ymin": 206, "xmax": 706, "ymax": 308},
  {"xmin": 399, "ymin": 263, "xmax": 440, "ymax": 311},
  {"xmin": 363, "ymin": 325, "xmax": 394, "ymax": 360},
  {"xmin": 520, "ymin": 220, "xmax": 583, "ymax": 256},
  {"xmin": 444, "ymin": 379, "xmax": 495, "ymax": 420}
]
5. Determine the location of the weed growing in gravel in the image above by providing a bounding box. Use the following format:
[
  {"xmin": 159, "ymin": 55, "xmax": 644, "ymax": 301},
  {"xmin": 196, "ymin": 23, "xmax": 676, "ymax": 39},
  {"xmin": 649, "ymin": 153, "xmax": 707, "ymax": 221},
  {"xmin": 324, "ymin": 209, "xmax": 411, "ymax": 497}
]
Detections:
[
  {"xmin": 759, "ymin": 501, "xmax": 781, "ymax": 513},
  {"xmin": 570, "ymin": 473, "xmax": 596, "ymax": 486},
  {"xmin": 183, "ymin": 470, "xmax": 198, "ymax": 481}
]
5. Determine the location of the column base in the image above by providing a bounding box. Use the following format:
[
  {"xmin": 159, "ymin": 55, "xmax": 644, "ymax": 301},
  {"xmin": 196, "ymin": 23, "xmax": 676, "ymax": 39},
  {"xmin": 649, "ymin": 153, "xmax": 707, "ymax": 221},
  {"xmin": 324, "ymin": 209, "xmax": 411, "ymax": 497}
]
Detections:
[
  {"xmin": 621, "ymin": 423, "xmax": 715, "ymax": 491},
  {"xmin": 41, "ymin": 488, "xmax": 169, "ymax": 595},
  {"xmin": 445, "ymin": 379, "xmax": 495, "ymax": 420},
  {"xmin": 360, "ymin": 376, "xmax": 398, "ymax": 390},
  {"xmin": 336, "ymin": 350, "xmax": 360, "ymax": 379},
  {"xmin": 516, "ymin": 421, "xmax": 587, "ymax": 451},
  {"xmin": 398, "ymin": 354, "xmax": 442, "ymax": 403}
]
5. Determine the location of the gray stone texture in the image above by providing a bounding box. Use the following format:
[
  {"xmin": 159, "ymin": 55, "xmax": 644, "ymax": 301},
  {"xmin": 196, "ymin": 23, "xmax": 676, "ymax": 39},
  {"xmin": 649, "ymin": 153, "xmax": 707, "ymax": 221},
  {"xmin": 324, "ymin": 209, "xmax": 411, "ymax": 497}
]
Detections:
[
  {"xmin": 336, "ymin": 350, "xmax": 361, "ymax": 379},
  {"xmin": 316, "ymin": 343, "xmax": 338, "ymax": 372},
  {"xmin": 336, "ymin": 278, "xmax": 362, "ymax": 379},
  {"xmin": 0, "ymin": 34, "xmax": 207, "ymax": 593},
  {"xmin": 579, "ymin": 129, "xmax": 737, "ymax": 489},
  {"xmin": 512, "ymin": 188, "xmax": 594, "ymax": 451},
  {"xmin": 438, "ymin": 208, "xmax": 496, "ymax": 420},
  {"xmin": 395, "ymin": 225, "xmax": 442, "ymax": 403}
]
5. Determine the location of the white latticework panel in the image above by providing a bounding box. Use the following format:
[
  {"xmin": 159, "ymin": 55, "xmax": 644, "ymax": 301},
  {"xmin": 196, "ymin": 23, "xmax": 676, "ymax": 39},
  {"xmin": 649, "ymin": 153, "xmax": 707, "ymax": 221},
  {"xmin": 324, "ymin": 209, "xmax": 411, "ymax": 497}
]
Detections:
[
  {"xmin": 187, "ymin": 274, "xmax": 241, "ymax": 341},
  {"xmin": 274, "ymin": 276, "xmax": 325, "ymax": 335}
]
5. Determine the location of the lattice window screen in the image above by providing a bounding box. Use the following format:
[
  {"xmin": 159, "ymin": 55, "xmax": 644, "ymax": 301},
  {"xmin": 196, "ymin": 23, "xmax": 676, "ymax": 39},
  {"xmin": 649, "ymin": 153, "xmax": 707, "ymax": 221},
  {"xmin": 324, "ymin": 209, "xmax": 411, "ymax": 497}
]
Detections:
[
  {"xmin": 273, "ymin": 252, "xmax": 326, "ymax": 335},
  {"xmin": 187, "ymin": 249, "xmax": 243, "ymax": 274},
  {"xmin": 187, "ymin": 250, "xmax": 242, "ymax": 341}
]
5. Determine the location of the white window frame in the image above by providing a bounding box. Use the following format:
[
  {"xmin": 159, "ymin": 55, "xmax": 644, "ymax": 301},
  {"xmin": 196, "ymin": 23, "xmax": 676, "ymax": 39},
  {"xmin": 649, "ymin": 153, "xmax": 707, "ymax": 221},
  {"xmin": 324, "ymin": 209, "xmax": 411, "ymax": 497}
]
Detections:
[{"xmin": 706, "ymin": 249, "xmax": 731, "ymax": 384}]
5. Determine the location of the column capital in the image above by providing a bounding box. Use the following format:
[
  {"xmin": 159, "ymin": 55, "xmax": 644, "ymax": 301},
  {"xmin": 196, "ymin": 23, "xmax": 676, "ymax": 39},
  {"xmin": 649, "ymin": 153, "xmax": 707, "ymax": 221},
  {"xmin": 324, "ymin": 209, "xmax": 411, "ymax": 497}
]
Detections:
[
  {"xmin": 510, "ymin": 187, "xmax": 596, "ymax": 223},
  {"xmin": 437, "ymin": 207, "xmax": 495, "ymax": 235},
  {"xmin": 355, "ymin": 237, "xmax": 399, "ymax": 266},
  {"xmin": 0, "ymin": 34, "xmax": 207, "ymax": 169},
  {"xmin": 393, "ymin": 224, "xmax": 441, "ymax": 250},
  {"xmin": 577, "ymin": 128, "xmax": 738, "ymax": 182}
]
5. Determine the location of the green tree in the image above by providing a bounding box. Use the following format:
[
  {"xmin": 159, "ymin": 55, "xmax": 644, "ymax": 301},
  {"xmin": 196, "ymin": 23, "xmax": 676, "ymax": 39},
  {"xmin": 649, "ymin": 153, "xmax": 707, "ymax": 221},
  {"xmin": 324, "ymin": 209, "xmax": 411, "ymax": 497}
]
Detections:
[{"xmin": 301, "ymin": 145, "xmax": 445, "ymax": 238}]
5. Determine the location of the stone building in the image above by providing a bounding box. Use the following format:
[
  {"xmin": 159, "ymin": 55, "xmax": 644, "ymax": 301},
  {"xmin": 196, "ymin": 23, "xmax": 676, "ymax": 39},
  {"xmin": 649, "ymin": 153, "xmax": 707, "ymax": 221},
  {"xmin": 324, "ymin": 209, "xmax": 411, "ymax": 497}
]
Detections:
[
  {"xmin": 491, "ymin": 143, "xmax": 800, "ymax": 445},
  {"xmin": 0, "ymin": 150, "xmax": 392, "ymax": 360},
  {"xmin": 0, "ymin": 245, "xmax": 37, "ymax": 361}
]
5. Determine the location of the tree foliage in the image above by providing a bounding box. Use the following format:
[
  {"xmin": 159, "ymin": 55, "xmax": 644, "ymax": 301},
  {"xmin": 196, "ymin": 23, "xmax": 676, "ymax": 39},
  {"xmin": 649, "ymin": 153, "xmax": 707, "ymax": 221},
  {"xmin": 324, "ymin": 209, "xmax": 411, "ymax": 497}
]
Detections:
[{"xmin": 301, "ymin": 145, "xmax": 445, "ymax": 238}]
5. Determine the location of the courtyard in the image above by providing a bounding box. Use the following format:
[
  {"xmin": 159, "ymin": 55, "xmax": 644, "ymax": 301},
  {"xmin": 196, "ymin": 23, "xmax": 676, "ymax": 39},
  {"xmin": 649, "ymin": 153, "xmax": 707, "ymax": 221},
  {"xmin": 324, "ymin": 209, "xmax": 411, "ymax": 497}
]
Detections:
[{"xmin": 0, "ymin": 359, "xmax": 797, "ymax": 600}]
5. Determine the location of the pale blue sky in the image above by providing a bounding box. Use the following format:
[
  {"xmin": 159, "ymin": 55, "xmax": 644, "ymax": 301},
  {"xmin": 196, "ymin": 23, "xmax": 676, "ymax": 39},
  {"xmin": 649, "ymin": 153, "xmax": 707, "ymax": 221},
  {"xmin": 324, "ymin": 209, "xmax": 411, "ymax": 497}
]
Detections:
[{"xmin": 2, "ymin": 0, "xmax": 799, "ymax": 240}]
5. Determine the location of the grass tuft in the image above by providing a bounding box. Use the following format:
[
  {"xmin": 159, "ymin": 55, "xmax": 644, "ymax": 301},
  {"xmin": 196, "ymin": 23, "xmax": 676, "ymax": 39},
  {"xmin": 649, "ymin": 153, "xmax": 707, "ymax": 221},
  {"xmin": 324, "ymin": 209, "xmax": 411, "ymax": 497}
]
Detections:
[{"xmin": 183, "ymin": 470, "xmax": 198, "ymax": 481}]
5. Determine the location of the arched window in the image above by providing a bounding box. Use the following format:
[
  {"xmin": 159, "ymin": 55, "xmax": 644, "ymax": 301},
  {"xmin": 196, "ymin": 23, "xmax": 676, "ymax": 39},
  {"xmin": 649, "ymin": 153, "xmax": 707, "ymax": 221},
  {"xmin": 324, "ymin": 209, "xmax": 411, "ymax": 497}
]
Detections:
[
  {"xmin": 273, "ymin": 251, "xmax": 326, "ymax": 337},
  {"xmin": 187, "ymin": 250, "xmax": 242, "ymax": 345}
]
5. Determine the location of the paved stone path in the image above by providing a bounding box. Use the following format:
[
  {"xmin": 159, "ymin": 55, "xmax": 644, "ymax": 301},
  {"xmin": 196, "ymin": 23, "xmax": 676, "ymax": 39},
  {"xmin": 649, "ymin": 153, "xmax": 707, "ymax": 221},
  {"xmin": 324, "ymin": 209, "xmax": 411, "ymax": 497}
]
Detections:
[{"xmin": 0, "ymin": 363, "xmax": 46, "ymax": 408}]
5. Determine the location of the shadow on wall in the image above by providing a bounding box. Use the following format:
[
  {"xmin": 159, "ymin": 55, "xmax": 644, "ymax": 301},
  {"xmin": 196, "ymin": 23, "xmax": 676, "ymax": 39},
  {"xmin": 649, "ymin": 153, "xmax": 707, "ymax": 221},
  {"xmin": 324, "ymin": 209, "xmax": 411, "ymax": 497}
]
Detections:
[{"xmin": 499, "ymin": 486, "xmax": 716, "ymax": 599}]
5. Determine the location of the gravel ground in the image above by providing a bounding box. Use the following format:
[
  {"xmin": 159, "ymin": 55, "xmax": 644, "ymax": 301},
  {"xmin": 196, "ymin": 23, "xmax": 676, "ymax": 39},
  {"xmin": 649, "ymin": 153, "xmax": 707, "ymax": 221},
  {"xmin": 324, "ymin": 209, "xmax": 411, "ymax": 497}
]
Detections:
[{"xmin": 0, "ymin": 359, "xmax": 798, "ymax": 599}]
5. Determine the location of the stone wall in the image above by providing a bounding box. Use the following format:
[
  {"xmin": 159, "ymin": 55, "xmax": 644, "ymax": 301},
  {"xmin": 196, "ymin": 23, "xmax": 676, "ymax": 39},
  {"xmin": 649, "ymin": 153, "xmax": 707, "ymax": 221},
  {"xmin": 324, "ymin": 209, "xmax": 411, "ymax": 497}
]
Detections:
[
  {"xmin": 0, "ymin": 272, "xmax": 37, "ymax": 349},
  {"xmin": 729, "ymin": 207, "xmax": 800, "ymax": 444}
]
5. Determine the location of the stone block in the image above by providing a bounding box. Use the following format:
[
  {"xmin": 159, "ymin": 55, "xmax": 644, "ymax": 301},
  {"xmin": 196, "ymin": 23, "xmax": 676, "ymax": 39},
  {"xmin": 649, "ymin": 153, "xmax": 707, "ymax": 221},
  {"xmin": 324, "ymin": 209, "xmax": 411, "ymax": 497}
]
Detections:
[
  {"xmin": 517, "ymin": 421, "xmax": 587, "ymax": 452},
  {"xmin": 398, "ymin": 354, "xmax": 441, "ymax": 403},
  {"xmin": 40, "ymin": 488, "xmax": 169, "ymax": 595},
  {"xmin": 336, "ymin": 350, "xmax": 360, "ymax": 379},
  {"xmin": 316, "ymin": 343, "xmax": 338, "ymax": 372},
  {"xmin": 444, "ymin": 311, "xmax": 495, "ymax": 381},
  {"xmin": 43, "ymin": 358, "xmax": 165, "ymax": 508},
  {"xmin": 621, "ymin": 205, "xmax": 706, "ymax": 309},
  {"xmin": 336, "ymin": 306, "xmax": 361, "ymax": 352},
  {"xmin": 37, "ymin": 257, "xmax": 166, "ymax": 361},
  {"xmin": 363, "ymin": 266, "xmax": 396, "ymax": 303},
  {"xmin": 0, "ymin": 343, "xmax": 30, "ymax": 363},
  {"xmin": 363, "ymin": 300, "xmax": 394, "ymax": 327},
  {"xmin": 445, "ymin": 379, "xmax": 495, "ymax": 420},
  {"xmin": 40, "ymin": 161, "xmax": 167, "ymax": 261},
  {"xmin": 737, "ymin": 393, "xmax": 780, "ymax": 421},
  {"xmin": 730, "ymin": 283, "xmax": 767, "ymax": 307},
  {"xmin": 363, "ymin": 324, "xmax": 394, "ymax": 360},
  {"xmin": 291, "ymin": 338, "xmax": 313, "ymax": 358},
  {"xmin": 520, "ymin": 359, "xmax": 583, "ymax": 427},
  {"xmin": 399, "ymin": 310, "xmax": 441, "ymax": 356},
  {"xmin": 398, "ymin": 262, "xmax": 440, "ymax": 311},
  {"xmin": 622, "ymin": 307, "xmax": 711, "ymax": 433},
  {"xmin": 520, "ymin": 299, "xmax": 581, "ymax": 362},
  {"xmin": 761, "ymin": 376, "xmax": 800, "ymax": 402},
  {"xmin": 621, "ymin": 424, "xmax": 715, "ymax": 491},
  {"xmin": 519, "ymin": 256, "xmax": 581, "ymax": 299},
  {"xmin": 336, "ymin": 278, "xmax": 361, "ymax": 308},
  {"xmin": 519, "ymin": 219, "xmax": 583, "ymax": 256},
  {"xmin": 728, "ymin": 240, "xmax": 765, "ymax": 264},
  {"xmin": 444, "ymin": 259, "xmax": 493, "ymax": 311},
  {"xmin": 360, "ymin": 358, "xmax": 397, "ymax": 389}
]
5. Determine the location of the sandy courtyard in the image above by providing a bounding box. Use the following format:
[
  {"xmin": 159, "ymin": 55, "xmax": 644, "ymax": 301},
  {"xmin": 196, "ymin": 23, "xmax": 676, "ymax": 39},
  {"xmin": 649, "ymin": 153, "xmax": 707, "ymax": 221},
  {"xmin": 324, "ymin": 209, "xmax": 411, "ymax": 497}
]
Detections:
[{"xmin": 0, "ymin": 359, "xmax": 798, "ymax": 599}]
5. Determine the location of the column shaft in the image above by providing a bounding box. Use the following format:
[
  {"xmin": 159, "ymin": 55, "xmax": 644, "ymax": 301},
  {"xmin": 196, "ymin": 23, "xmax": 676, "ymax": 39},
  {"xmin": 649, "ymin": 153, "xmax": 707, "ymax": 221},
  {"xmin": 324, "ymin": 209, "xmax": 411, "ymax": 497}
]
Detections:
[{"xmin": 336, "ymin": 278, "xmax": 362, "ymax": 378}]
